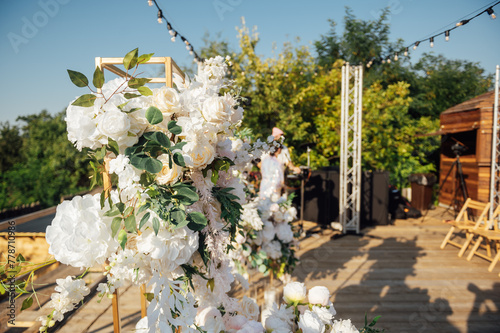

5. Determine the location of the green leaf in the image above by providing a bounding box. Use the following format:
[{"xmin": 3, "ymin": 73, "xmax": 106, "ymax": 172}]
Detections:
[
  {"xmin": 111, "ymin": 217, "xmax": 122, "ymax": 238},
  {"xmin": 145, "ymin": 106, "xmax": 163, "ymax": 125},
  {"xmin": 124, "ymin": 93, "xmax": 141, "ymax": 99},
  {"xmin": 93, "ymin": 66, "xmax": 105, "ymax": 88},
  {"xmin": 152, "ymin": 217, "xmax": 160, "ymax": 235},
  {"xmin": 118, "ymin": 229, "xmax": 127, "ymax": 250},
  {"xmin": 21, "ymin": 296, "xmax": 33, "ymax": 311},
  {"xmin": 171, "ymin": 142, "xmax": 187, "ymax": 151},
  {"xmin": 123, "ymin": 48, "xmax": 139, "ymax": 70},
  {"xmin": 0, "ymin": 283, "xmax": 5, "ymax": 295},
  {"xmin": 170, "ymin": 208, "xmax": 186, "ymax": 227},
  {"xmin": 144, "ymin": 292, "xmax": 155, "ymax": 302},
  {"xmin": 71, "ymin": 94, "xmax": 97, "ymax": 107},
  {"xmin": 128, "ymin": 77, "xmax": 151, "ymax": 88},
  {"xmin": 138, "ymin": 53, "xmax": 154, "ymax": 64},
  {"xmin": 104, "ymin": 205, "xmax": 121, "ymax": 217},
  {"xmin": 138, "ymin": 86, "xmax": 153, "ymax": 96},
  {"xmin": 16, "ymin": 253, "xmax": 26, "ymax": 262},
  {"xmin": 130, "ymin": 154, "xmax": 163, "ymax": 173},
  {"xmin": 187, "ymin": 212, "xmax": 208, "ymax": 231},
  {"xmin": 207, "ymin": 278, "xmax": 215, "ymax": 292},
  {"xmin": 139, "ymin": 212, "xmax": 150, "ymax": 230},
  {"xmin": 124, "ymin": 214, "xmax": 137, "ymax": 233},
  {"xmin": 137, "ymin": 203, "xmax": 150, "ymax": 215},
  {"xmin": 100, "ymin": 190, "xmax": 106, "ymax": 209},
  {"xmin": 173, "ymin": 152, "xmax": 185, "ymax": 167},
  {"xmin": 67, "ymin": 69, "xmax": 89, "ymax": 87},
  {"xmin": 107, "ymin": 138, "xmax": 120, "ymax": 156},
  {"xmin": 172, "ymin": 186, "xmax": 199, "ymax": 205},
  {"xmin": 167, "ymin": 121, "xmax": 182, "ymax": 135},
  {"xmin": 116, "ymin": 202, "xmax": 126, "ymax": 213},
  {"xmin": 144, "ymin": 131, "xmax": 170, "ymax": 148}
]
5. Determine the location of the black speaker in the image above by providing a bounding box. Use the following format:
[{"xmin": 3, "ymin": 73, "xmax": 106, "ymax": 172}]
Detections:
[{"xmin": 300, "ymin": 169, "xmax": 389, "ymax": 227}]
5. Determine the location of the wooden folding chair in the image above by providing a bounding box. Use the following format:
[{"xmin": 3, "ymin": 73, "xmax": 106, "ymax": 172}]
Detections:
[
  {"xmin": 440, "ymin": 198, "xmax": 490, "ymax": 257},
  {"xmin": 465, "ymin": 205, "xmax": 500, "ymax": 272}
]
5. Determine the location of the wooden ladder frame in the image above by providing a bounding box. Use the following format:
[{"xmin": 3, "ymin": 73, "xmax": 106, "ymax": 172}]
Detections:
[{"xmin": 96, "ymin": 56, "xmax": 185, "ymax": 333}]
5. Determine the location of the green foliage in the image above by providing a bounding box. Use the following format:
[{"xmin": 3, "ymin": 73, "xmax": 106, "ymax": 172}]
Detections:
[
  {"xmin": 213, "ymin": 186, "xmax": 242, "ymax": 242},
  {"xmin": 360, "ymin": 313, "xmax": 384, "ymax": 333},
  {"xmin": 0, "ymin": 110, "xmax": 90, "ymax": 209}
]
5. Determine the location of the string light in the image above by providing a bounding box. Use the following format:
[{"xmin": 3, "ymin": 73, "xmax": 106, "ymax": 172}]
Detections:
[
  {"xmin": 147, "ymin": 0, "xmax": 203, "ymax": 62},
  {"xmin": 371, "ymin": 1, "xmax": 499, "ymax": 68},
  {"xmin": 157, "ymin": 10, "xmax": 162, "ymax": 24},
  {"xmin": 487, "ymin": 7, "xmax": 497, "ymax": 19}
]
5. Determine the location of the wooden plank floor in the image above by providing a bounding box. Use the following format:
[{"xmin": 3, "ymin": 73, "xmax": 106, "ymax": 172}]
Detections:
[{"xmin": 11, "ymin": 206, "xmax": 500, "ymax": 332}]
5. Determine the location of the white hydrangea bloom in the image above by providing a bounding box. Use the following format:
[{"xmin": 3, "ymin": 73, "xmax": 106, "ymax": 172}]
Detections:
[{"xmin": 46, "ymin": 194, "xmax": 118, "ymax": 268}]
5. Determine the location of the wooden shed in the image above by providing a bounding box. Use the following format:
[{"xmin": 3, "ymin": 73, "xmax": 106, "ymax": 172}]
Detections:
[{"xmin": 439, "ymin": 90, "xmax": 496, "ymax": 208}]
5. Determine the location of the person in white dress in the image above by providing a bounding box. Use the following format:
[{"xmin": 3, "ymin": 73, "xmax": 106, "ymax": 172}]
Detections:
[
  {"xmin": 272, "ymin": 127, "xmax": 301, "ymax": 174},
  {"xmin": 259, "ymin": 145, "xmax": 285, "ymax": 199}
]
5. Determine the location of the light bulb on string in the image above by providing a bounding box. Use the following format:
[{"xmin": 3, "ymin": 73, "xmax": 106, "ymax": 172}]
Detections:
[
  {"xmin": 430, "ymin": 37, "xmax": 434, "ymax": 48},
  {"xmin": 445, "ymin": 30, "xmax": 450, "ymax": 41},
  {"xmin": 381, "ymin": 58, "xmax": 386, "ymax": 64},
  {"xmin": 170, "ymin": 31, "xmax": 177, "ymax": 42},
  {"xmin": 413, "ymin": 41, "xmax": 420, "ymax": 50},
  {"xmin": 456, "ymin": 19, "xmax": 469, "ymax": 26},
  {"xmin": 404, "ymin": 47, "xmax": 408, "ymax": 56},
  {"xmin": 387, "ymin": 57, "xmax": 391, "ymax": 64},
  {"xmin": 148, "ymin": 0, "xmax": 153, "ymax": 6},
  {"xmin": 157, "ymin": 10, "xmax": 162, "ymax": 23},
  {"xmin": 394, "ymin": 52, "xmax": 398, "ymax": 61},
  {"xmin": 487, "ymin": 7, "xmax": 496, "ymax": 19}
]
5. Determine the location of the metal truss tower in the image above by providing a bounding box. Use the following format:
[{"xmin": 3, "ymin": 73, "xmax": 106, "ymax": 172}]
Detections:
[
  {"xmin": 340, "ymin": 63, "xmax": 363, "ymax": 234},
  {"xmin": 489, "ymin": 65, "xmax": 500, "ymax": 222}
]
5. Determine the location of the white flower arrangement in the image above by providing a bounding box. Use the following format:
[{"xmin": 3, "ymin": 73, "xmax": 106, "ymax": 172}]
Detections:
[{"xmin": 16, "ymin": 49, "xmax": 383, "ymax": 333}]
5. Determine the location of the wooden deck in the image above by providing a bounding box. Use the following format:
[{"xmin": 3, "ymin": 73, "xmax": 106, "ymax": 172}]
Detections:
[{"xmin": 5, "ymin": 206, "xmax": 500, "ymax": 332}]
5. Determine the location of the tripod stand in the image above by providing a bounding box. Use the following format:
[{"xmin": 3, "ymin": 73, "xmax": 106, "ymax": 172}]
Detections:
[{"xmin": 437, "ymin": 141, "xmax": 469, "ymax": 213}]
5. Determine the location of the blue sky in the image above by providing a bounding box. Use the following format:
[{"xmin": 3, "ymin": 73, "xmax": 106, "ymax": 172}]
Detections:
[{"xmin": 1, "ymin": 0, "xmax": 499, "ymax": 125}]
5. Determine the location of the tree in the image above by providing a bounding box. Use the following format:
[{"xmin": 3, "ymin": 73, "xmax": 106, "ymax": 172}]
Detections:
[
  {"xmin": 0, "ymin": 110, "xmax": 90, "ymax": 209},
  {"xmin": 0, "ymin": 122, "xmax": 23, "ymax": 173},
  {"xmin": 410, "ymin": 53, "xmax": 492, "ymax": 118}
]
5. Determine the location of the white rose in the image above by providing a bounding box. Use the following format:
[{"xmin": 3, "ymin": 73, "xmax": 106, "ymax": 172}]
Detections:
[
  {"xmin": 226, "ymin": 314, "xmax": 248, "ymax": 331},
  {"xmin": 97, "ymin": 109, "xmax": 131, "ymax": 142},
  {"xmin": 152, "ymin": 86, "xmax": 181, "ymax": 115},
  {"xmin": 237, "ymin": 320, "xmax": 264, "ymax": 333},
  {"xmin": 182, "ymin": 138, "xmax": 216, "ymax": 169},
  {"xmin": 311, "ymin": 306, "xmax": 333, "ymax": 325},
  {"xmin": 196, "ymin": 306, "xmax": 222, "ymax": 327},
  {"xmin": 283, "ymin": 282, "xmax": 307, "ymax": 304},
  {"xmin": 65, "ymin": 103, "xmax": 100, "ymax": 151},
  {"xmin": 202, "ymin": 96, "xmax": 231, "ymax": 123},
  {"xmin": 308, "ymin": 286, "xmax": 330, "ymax": 306},
  {"xmin": 239, "ymin": 296, "xmax": 260, "ymax": 321},
  {"xmin": 331, "ymin": 319, "xmax": 359, "ymax": 333},
  {"xmin": 156, "ymin": 154, "xmax": 183, "ymax": 185},
  {"xmin": 298, "ymin": 310, "xmax": 325, "ymax": 333}
]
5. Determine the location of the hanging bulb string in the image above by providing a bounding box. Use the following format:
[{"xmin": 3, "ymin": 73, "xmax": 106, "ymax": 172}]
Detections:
[
  {"xmin": 147, "ymin": 0, "xmax": 203, "ymax": 62},
  {"xmin": 371, "ymin": 0, "xmax": 499, "ymax": 66}
]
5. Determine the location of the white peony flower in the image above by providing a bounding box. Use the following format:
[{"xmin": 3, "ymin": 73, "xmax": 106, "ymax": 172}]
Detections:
[
  {"xmin": 308, "ymin": 286, "xmax": 331, "ymax": 306},
  {"xmin": 330, "ymin": 318, "xmax": 359, "ymax": 333},
  {"xmin": 225, "ymin": 314, "xmax": 248, "ymax": 331},
  {"xmin": 65, "ymin": 103, "xmax": 100, "ymax": 151},
  {"xmin": 46, "ymin": 194, "xmax": 118, "ymax": 268},
  {"xmin": 263, "ymin": 303, "xmax": 294, "ymax": 332},
  {"xmin": 298, "ymin": 310, "xmax": 325, "ymax": 333},
  {"xmin": 261, "ymin": 221, "xmax": 276, "ymax": 243},
  {"xmin": 156, "ymin": 154, "xmax": 183, "ymax": 185},
  {"xmin": 283, "ymin": 282, "xmax": 307, "ymax": 304}
]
